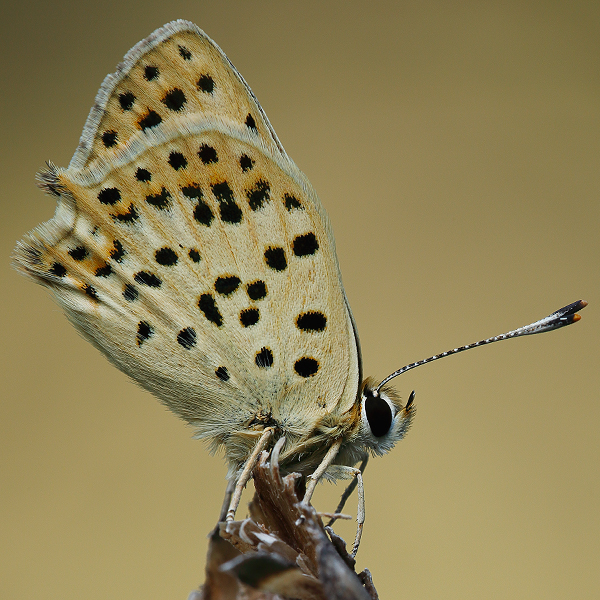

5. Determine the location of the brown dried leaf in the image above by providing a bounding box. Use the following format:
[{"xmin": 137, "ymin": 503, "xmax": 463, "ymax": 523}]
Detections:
[{"xmin": 198, "ymin": 448, "xmax": 377, "ymax": 600}]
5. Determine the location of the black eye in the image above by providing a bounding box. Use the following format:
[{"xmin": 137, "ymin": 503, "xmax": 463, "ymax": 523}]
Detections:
[{"xmin": 364, "ymin": 390, "xmax": 393, "ymax": 437}]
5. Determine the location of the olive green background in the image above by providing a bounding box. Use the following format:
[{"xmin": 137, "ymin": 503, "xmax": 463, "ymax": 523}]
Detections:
[{"xmin": 1, "ymin": 2, "xmax": 598, "ymax": 599}]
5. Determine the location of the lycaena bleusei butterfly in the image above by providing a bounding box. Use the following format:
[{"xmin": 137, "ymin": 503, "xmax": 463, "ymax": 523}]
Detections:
[{"xmin": 13, "ymin": 20, "xmax": 586, "ymax": 556}]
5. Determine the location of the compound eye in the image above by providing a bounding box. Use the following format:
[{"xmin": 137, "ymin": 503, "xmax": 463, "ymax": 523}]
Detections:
[{"xmin": 364, "ymin": 390, "xmax": 393, "ymax": 437}]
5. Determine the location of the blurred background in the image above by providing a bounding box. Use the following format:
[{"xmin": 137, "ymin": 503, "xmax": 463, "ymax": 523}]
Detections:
[{"xmin": 1, "ymin": 2, "xmax": 598, "ymax": 599}]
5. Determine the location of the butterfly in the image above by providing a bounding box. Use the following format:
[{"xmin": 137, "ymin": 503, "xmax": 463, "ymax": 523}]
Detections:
[{"xmin": 13, "ymin": 20, "xmax": 585, "ymax": 556}]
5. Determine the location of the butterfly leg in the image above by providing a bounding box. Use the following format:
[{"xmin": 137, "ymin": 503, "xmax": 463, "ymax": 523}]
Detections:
[
  {"xmin": 303, "ymin": 438, "xmax": 343, "ymax": 505},
  {"xmin": 327, "ymin": 454, "xmax": 369, "ymax": 527},
  {"xmin": 347, "ymin": 465, "xmax": 365, "ymax": 558},
  {"xmin": 218, "ymin": 477, "xmax": 236, "ymax": 522},
  {"xmin": 303, "ymin": 441, "xmax": 365, "ymax": 555},
  {"xmin": 324, "ymin": 464, "xmax": 366, "ymax": 557},
  {"xmin": 225, "ymin": 427, "xmax": 274, "ymax": 522}
]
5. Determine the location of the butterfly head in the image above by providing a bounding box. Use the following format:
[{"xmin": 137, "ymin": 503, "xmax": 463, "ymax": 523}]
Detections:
[{"xmin": 356, "ymin": 379, "xmax": 415, "ymax": 456}]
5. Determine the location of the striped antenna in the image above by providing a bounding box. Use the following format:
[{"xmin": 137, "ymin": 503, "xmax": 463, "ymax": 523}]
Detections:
[{"xmin": 376, "ymin": 300, "xmax": 587, "ymax": 393}]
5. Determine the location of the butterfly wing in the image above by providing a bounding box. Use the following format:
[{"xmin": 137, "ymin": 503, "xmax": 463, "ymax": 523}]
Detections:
[{"xmin": 13, "ymin": 21, "xmax": 360, "ymax": 467}]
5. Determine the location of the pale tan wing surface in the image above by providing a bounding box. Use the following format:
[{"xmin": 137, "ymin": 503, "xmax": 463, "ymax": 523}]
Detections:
[{"xmin": 13, "ymin": 21, "xmax": 360, "ymax": 465}]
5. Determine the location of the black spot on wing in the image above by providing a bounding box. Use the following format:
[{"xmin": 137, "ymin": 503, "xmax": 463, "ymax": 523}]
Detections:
[
  {"xmin": 146, "ymin": 187, "xmax": 171, "ymax": 209},
  {"xmin": 95, "ymin": 263, "xmax": 112, "ymax": 277},
  {"xmin": 215, "ymin": 276, "xmax": 241, "ymax": 296},
  {"xmin": 296, "ymin": 311, "xmax": 327, "ymax": 332},
  {"xmin": 69, "ymin": 246, "xmax": 88, "ymax": 261},
  {"xmin": 144, "ymin": 65, "xmax": 159, "ymax": 80},
  {"xmin": 212, "ymin": 181, "xmax": 234, "ymax": 202},
  {"xmin": 134, "ymin": 271, "xmax": 161, "ymax": 287},
  {"xmin": 255, "ymin": 347, "xmax": 273, "ymax": 368},
  {"xmin": 137, "ymin": 321, "xmax": 153, "ymax": 346},
  {"xmin": 49, "ymin": 262, "xmax": 66, "ymax": 277},
  {"xmin": 154, "ymin": 247, "xmax": 178, "ymax": 266},
  {"xmin": 168, "ymin": 152, "xmax": 187, "ymax": 170},
  {"xmin": 138, "ymin": 110, "xmax": 162, "ymax": 131},
  {"xmin": 178, "ymin": 45, "xmax": 192, "ymax": 60},
  {"xmin": 119, "ymin": 92, "xmax": 135, "ymax": 110},
  {"xmin": 193, "ymin": 199, "xmax": 214, "ymax": 226},
  {"xmin": 212, "ymin": 182, "xmax": 242, "ymax": 224},
  {"xmin": 246, "ymin": 280, "xmax": 267, "ymax": 300},
  {"xmin": 246, "ymin": 179, "xmax": 270, "ymax": 211},
  {"xmin": 135, "ymin": 168, "xmax": 151, "ymax": 182},
  {"xmin": 110, "ymin": 240, "xmax": 125, "ymax": 262},
  {"xmin": 197, "ymin": 74, "xmax": 214, "ymax": 93},
  {"xmin": 240, "ymin": 154, "xmax": 254, "ymax": 172},
  {"xmin": 293, "ymin": 233, "xmax": 319, "ymax": 256},
  {"xmin": 162, "ymin": 88, "xmax": 186, "ymax": 111},
  {"xmin": 240, "ymin": 308, "xmax": 259, "ymax": 327},
  {"xmin": 83, "ymin": 284, "xmax": 98, "ymax": 300},
  {"xmin": 177, "ymin": 327, "xmax": 196, "ymax": 349},
  {"xmin": 181, "ymin": 183, "xmax": 202, "ymax": 199},
  {"xmin": 98, "ymin": 187, "xmax": 121, "ymax": 205},
  {"xmin": 198, "ymin": 144, "xmax": 217, "ymax": 164},
  {"xmin": 188, "ymin": 248, "xmax": 201, "ymax": 263},
  {"xmin": 123, "ymin": 283, "xmax": 138, "ymax": 301},
  {"xmin": 284, "ymin": 193, "xmax": 302, "ymax": 210},
  {"xmin": 102, "ymin": 130, "xmax": 118, "ymax": 148},
  {"xmin": 220, "ymin": 202, "xmax": 242, "ymax": 224},
  {"xmin": 198, "ymin": 293, "xmax": 222, "ymax": 326},
  {"xmin": 245, "ymin": 114, "xmax": 257, "ymax": 131},
  {"xmin": 264, "ymin": 247, "xmax": 287, "ymax": 271},
  {"xmin": 111, "ymin": 204, "xmax": 139, "ymax": 223},
  {"xmin": 294, "ymin": 357, "xmax": 319, "ymax": 377},
  {"xmin": 215, "ymin": 366, "xmax": 229, "ymax": 381}
]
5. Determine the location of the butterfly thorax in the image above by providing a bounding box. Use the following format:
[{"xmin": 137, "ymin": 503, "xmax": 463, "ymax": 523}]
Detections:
[{"xmin": 214, "ymin": 378, "xmax": 414, "ymax": 479}]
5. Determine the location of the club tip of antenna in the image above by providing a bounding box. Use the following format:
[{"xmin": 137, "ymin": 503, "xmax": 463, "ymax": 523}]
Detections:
[
  {"xmin": 555, "ymin": 299, "xmax": 587, "ymax": 322},
  {"xmin": 572, "ymin": 300, "xmax": 587, "ymax": 321}
]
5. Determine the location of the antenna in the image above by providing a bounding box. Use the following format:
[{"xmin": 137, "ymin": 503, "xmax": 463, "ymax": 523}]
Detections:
[{"xmin": 376, "ymin": 300, "xmax": 587, "ymax": 393}]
